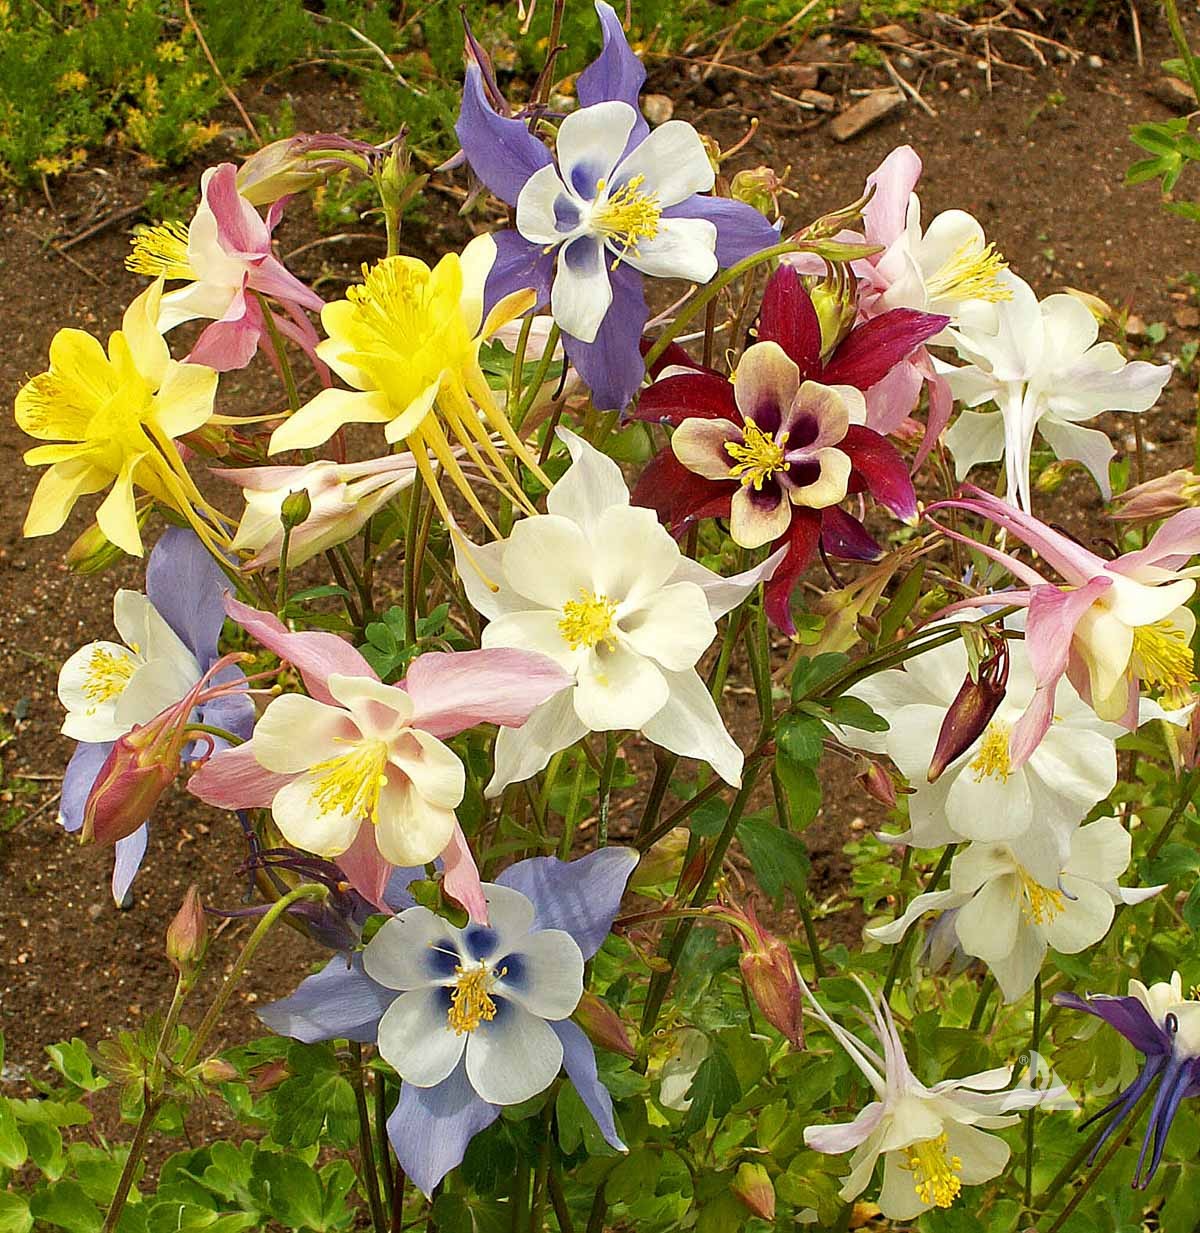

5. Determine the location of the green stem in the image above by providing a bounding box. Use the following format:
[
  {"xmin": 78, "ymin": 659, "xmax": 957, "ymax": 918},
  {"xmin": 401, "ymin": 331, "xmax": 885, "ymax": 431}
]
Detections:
[
  {"xmin": 968, "ymin": 974, "xmax": 996, "ymax": 1032},
  {"xmin": 255, "ymin": 291, "xmax": 300, "ymax": 412},
  {"xmin": 509, "ymin": 314, "xmax": 534, "ymax": 416},
  {"xmin": 529, "ymin": 1101, "xmax": 554, "ymax": 1233},
  {"xmin": 771, "ymin": 767, "xmax": 824, "ymax": 977},
  {"xmin": 375, "ymin": 1066, "xmax": 394, "ymax": 1214},
  {"xmin": 1023, "ymin": 974, "xmax": 1043, "ymax": 1213},
  {"xmin": 350, "ymin": 1043, "xmax": 388, "ymax": 1233},
  {"xmin": 557, "ymin": 755, "xmax": 587, "ymax": 860},
  {"xmin": 596, "ymin": 734, "xmax": 619, "ymax": 849},
  {"xmin": 99, "ymin": 1086, "xmax": 160, "ymax": 1233},
  {"xmin": 510, "ymin": 1160, "xmax": 531, "ymax": 1233},
  {"xmin": 634, "ymin": 751, "xmax": 678, "ymax": 844},
  {"xmin": 404, "ymin": 472, "xmax": 426, "ymax": 640},
  {"xmin": 1142, "ymin": 768, "xmax": 1199, "ymax": 868},
  {"xmin": 276, "ymin": 521, "xmax": 293, "ymax": 614},
  {"xmin": 513, "ymin": 324, "xmax": 562, "ymax": 430},
  {"xmin": 183, "ymin": 722, "xmax": 244, "ymax": 747},
  {"xmin": 880, "ymin": 845, "xmax": 956, "ymax": 1002},
  {"xmin": 547, "ymin": 1167, "xmax": 575, "ymax": 1233},
  {"xmin": 1163, "ymin": 0, "xmax": 1200, "ymax": 107},
  {"xmin": 584, "ymin": 1184, "xmax": 607, "ymax": 1233}
]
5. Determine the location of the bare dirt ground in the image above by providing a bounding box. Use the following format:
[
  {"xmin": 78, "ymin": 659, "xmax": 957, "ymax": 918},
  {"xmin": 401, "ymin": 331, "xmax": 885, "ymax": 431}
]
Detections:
[{"xmin": 0, "ymin": 2, "xmax": 1197, "ymax": 1093}]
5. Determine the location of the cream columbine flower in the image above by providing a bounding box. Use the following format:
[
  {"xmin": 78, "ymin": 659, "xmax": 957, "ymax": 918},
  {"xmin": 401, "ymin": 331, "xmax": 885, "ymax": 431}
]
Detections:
[
  {"xmin": 802, "ymin": 977, "xmax": 1055, "ymax": 1221},
  {"xmin": 454, "ymin": 430, "xmax": 783, "ymax": 795},
  {"xmin": 868, "ymin": 817, "xmax": 1163, "ymax": 1002}
]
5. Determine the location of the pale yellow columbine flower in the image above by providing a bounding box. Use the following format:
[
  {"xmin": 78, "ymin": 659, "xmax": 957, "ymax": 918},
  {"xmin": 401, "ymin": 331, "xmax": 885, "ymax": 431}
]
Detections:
[
  {"xmin": 267, "ymin": 234, "xmax": 543, "ymax": 538},
  {"xmin": 15, "ymin": 280, "xmax": 226, "ymax": 557}
]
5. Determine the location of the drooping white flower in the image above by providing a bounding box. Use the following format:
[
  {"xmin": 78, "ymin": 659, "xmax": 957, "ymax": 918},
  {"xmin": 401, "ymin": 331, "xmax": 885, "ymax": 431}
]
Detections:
[
  {"xmin": 454, "ymin": 429, "xmax": 782, "ymax": 795},
  {"xmin": 868, "ymin": 817, "xmax": 1163, "ymax": 1002},
  {"xmin": 803, "ymin": 976, "xmax": 1054, "ymax": 1220},
  {"xmin": 940, "ymin": 273, "xmax": 1171, "ymax": 510}
]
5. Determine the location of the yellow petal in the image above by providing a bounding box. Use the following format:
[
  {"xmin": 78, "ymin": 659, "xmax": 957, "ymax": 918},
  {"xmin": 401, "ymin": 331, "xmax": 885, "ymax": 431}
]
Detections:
[
  {"xmin": 268, "ymin": 387, "xmax": 392, "ymax": 453},
  {"xmin": 23, "ymin": 462, "xmax": 109, "ymax": 538},
  {"xmin": 459, "ymin": 233, "xmax": 497, "ymax": 335},
  {"xmin": 94, "ymin": 457, "xmax": 146, "ymax": 557},
  {"xmin": 152, "ymin": 360, "xmax": 218, "ymax": 438},
  {"xmin": 482, "ymin": 287, "xmax": 538, "ymax": 341},
  {"xmin": 382, "ymin": 381, "xmax": 440, "ymax": 445},
  {"xmin": 120, "ymin": 279, "xmax": 171, "ymax": 388}
]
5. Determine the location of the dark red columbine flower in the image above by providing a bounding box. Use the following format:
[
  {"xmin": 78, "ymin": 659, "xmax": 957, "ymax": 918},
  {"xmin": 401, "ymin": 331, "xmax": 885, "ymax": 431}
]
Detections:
[{"xmin": 629, "ymin": 266, "xmax": 947, "ymax": 634}]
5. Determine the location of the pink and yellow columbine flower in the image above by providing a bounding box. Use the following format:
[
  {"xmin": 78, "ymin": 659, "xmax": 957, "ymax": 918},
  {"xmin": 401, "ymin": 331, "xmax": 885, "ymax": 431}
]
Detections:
[
  {"xmin": 931, "ymin": 487, "xmax": 1200, "ymax": 764},
  {"xmin": 265, "ymin": 235, "xmax": 542, "ymax": 540},
  {"xmin": 15, "ymin": 280, "xmax": 226, "ymax": 557}
]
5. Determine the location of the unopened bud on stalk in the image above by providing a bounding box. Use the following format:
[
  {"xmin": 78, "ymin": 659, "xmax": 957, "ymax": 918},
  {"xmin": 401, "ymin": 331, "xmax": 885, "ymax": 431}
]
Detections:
[
  {"xmin": 720, "ymin": 901, "xmax": 803, "ymax": 1047},
  {"xmin": 1034, "ymin": 460, "xmax": 1072, "ymax": 495},
  {"xmin": 573, "ymin": 990, "xmax": 637, "ymax": 1060},
  {"xmin": 927, "ymin": 636, "xmax": 1009, "ymax": 782},
  {"xmin": 83, "ymin": 724, "xmax": 180, "ymax": 845},
  {"xmin": 65, "ymin": 520, "xmax": 133, "ymax": 576},
  {"xmin": 677, "ymin": 845, "xmax": 709, "ymax": 899},
  {"xmin": 279, "ymin": 488, "xmax": 313, "ymax": 530},
  {"xmin": 198, "ymin": 1057, "xmax": 238, "ymax": 1084},
  {"xmin": 630, "ymin": 827, "xmax": 690, "ymax": 890},
  {"xmin": 1111, "ymin": 468, "xmax": 1200, "ymax": 522},
  {"xmin": 237, "ymin": 133, "xmax": 383, "ymax": 206},
  {"xmin": 730, "ymin": 166, "xmax": 785, "ymax": 217},
  {"xmin": 731, "ymin": 1162, "xmax": 776, "ymax": 1221},
  {"xmin": 166, "ymin": 885, "xmax": 208, "ymax": 976},
  {"xmin": 806, "ymin": 277, "xmax": 858, "ymax": 356},
  {"xmin": 856, "ymin": 757, "xmax": 899, "ymax": 808}
]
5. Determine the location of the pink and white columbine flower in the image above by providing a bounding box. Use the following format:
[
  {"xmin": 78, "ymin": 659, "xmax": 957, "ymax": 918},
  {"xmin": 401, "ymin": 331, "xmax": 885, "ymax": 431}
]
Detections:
[
  {"xmin": 802, "ymin": 976, "xmax": 1056, "ymax": 1220},
  {"xmin": 127, "ymin": 163, "xmax": 325, "ymax": 373},
  {"xmin": 188, "ymin": 599, "xmax": 571, "ymax": 916},
  {"xmin": 932, "ymin": 488, "xmax": 1200, "ymax": 763}
]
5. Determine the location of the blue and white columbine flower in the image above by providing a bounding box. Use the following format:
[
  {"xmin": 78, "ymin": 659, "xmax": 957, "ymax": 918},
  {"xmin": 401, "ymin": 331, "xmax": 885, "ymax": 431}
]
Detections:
[
  {"xmin": 455, "ymin": 0, "xmax": 779, "ymax": 412},
  {"xmin": 260, "ymin": 847, "xmax": 638, "ymax": 1196}
]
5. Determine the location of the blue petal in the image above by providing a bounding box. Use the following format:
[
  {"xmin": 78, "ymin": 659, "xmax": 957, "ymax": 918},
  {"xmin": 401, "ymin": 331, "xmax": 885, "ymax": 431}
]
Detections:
[
  {"xmin": 456, "ymin": 66, "xmax": 553, "ymax": 208},
  {"xmin": 258, "ymin": 954, "xmax": 395, "ymax": 1044},
  {"xmin": 60, "ymin": 741, "xmax": 113, "ymax": 833},
  {"xmin": 577, "ymin": 2, "xmax": 649, "ymax": 154},
  {"xmin": 560, "ymin": 263, "xmax": 647, "ymax": 412},
  {"xmin": 482, "ymin": 229, "xmax": 555, "ymax": 316},
  {"xmin": 198, "ymin": 675, "xmax": 255, "ymax": 744},
  {"xmin": 551, "ymin": 1019, "xmax": 625, "ymax": 1150},
  {"xmin": 382, "ymin": 865, "xmax": 425, "ymax": 912},
  {"xmin": 664, "ymin": 196, "xmax": 781, "ymax": 267},
  {"xmin": 496, "ymin": 848, "xmax": 638, "ymax": 959},
  {"xmin": 387, "ymin": 1061, "xmax": 500, "ymax": 1198},
  {"xmin": 111, "ymin": 826, "xmax": 149, "ymax": 905},
  {"xmin": 146, "ymin": 528, "xmax": 231, "ymax": 665}
]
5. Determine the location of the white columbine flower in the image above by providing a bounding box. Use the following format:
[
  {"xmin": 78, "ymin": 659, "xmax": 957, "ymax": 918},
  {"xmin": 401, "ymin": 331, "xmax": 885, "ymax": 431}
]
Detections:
[
  {"xmin": 940, "ymin": 273, "xmax": 1170, "ymax": 510},
  {"xmin": 803, "ymin": 976, "xmax": 1054, "ymax": 1220},
  {"xmin": 868, "ymin": 817, "xmax": 1163, "ymax": 1002},
  {"xmin": 59, "ymin": 590, "xmax": 202, "ymax": 743},
  {"xmin": 364, "ymin": 883, "xmax": 584, "ymax": 1105},
  {"xmin": 454, "ymin": 430, "xmax": 782, "ymax": 796},
  {"xmin": 840, "ymin": 622, "xmax": 1126, "ymax": 880}
]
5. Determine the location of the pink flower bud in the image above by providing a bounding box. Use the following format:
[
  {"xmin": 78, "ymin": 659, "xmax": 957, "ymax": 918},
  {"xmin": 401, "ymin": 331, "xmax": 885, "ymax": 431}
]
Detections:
[
  {"xmin": 730, "ymin": 903, "xmax": 803, "ymax": 1048},
  {"xmin": 1111, "ymin": 469, "xmax": 1200, "ymax": 523},
  {"xmin": 197, "ymin": 1057, "xmax": 238, "ymax": 1084},
  {"xmin": 166, "ymin": 885, "xmax": 208, "ymax": 974},
  {"xmin": 573, "ymin": 990, "xmax": 637, "ymax": 1060},
  {"xmin": 82, "ymin": 727, "xmax": 178, "ymax": 845},
  {"xmin": 731, "ymin": 1162, "xmax": 776, "ymax": 1221},
  {"xmin": 856, "ymin": 757, "xmax": 899, "ymax": 808},
  {"xmin": 927, "ymin": 636, "xmax": 1009, "ymax": 783}
]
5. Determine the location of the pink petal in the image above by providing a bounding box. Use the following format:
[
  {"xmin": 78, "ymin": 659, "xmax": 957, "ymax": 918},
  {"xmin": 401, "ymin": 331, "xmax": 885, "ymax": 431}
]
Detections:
[
  {"xmin": 187, "ymin": 314, "xmax": 260, "ymax": 372},
  {"xmin": 442, "ymin": 824, "xmax": 487, "ymax": 923},
  {"xmin": 204, "ymin": 163, "xmax": 270, "ymax": 257},
  {"xmin": 923, "ymin": 514, "xmax": 1048, "ymax": 589},
  {"xmin": 1110, "ymin": 509, "xmax": 1200, "ymax": 579},
  {"xmin": 862, "ymin": 145, "xmax": 922, "ymax": 245},
  {"xmin": 336, "ymin": 823, "xmax": 395, "ymax": 910},
  {"xmin": 914, "ymin": 359, "xmax": 954, "ymax": 469},
  {"xmin": 863, "ymin": 358, "xmax": 923, "ymax": 437},
  {"xmin": 187, "ymin": 741, "xmax": 292, "ymax": 809},
  {"xmin": 225, "ymin": 597, "xmax": 377, "ymax": 704},
  {"xmin": 405, "ymin": 648, "xmax": 572, "ymax": 739},
  {"xmin": 248, "ymin": 253, "xmax": 325, "ymax": 313}
]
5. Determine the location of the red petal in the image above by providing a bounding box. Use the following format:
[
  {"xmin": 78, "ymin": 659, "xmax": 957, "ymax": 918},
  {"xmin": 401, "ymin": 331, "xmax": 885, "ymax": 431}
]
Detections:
[
  {"xmin": 639, "ymin": 337, "xmax": 714, "ymax": 380},
  {"xmin": 628, "ymin": 371, "xmax": 736, "ymax": 426},
  {"xmin": 820, "ymin": 506, "xmax": 882, "ymax": 561},
  {"xmin": 821, "ymin": 308, "xmax": 948, "ymax": 391},
  {"xmin": 763, "ymin": 511, "xmax": 821, "ymax": 635},
  {"xmin": 631, "ymin": 449, "xmax": 731, "ymax": 533},
  {"xmin": 840, "ymin": 425, "xmax": 917, "ymax": 521},
  {"xmin": 756, "ymin": 265, "xmax": 821, "ymax": 378}
]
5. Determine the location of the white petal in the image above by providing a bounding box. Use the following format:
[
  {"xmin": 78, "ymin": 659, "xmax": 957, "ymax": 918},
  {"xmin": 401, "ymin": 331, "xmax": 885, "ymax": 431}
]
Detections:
[
  {"xmin": 479, "ymin": 883, "xmax": 538, "ymax": 946},
  {"xmin": 252, "ymin": 693, "xmax": 357, "ymax": 774},
  {"xmin": 1044, "ymin": 876, "xmax": 1115, "ymax": 954},
  {"xmin": 501, "ymin": 515, "xmax": 594, "ymax": 610},
  {"xmin": 374, "ymin": 775, "xmax": 458, "ymax": 866},
  {"xmin": 486, "ymin": 692, "xmax": 588, "ymax": 798},
  {"xmin": 866, "ymin": 889, "xmax": 964, "ymax": 946},
  {"xmin": 556, "ymin": 101, "xmax": 638, "ymax": 201},
  {"xmin": 1036, "ymin": 417, "xmax": 1117, "ymax": 498},
  {"xmin": 592, "ymin": 504, "xmax": 686, "ymax": 609},
  {"xmin": 948, "ymin": 843, "xmax": 1017, "ymax": 895},
  {"xmin": 364, "ymin": 909, "xmax": 463, "ymax": 991},
  {"xmin": 944, "ymin": 761, "xmax": 1032, "ymax": 843},
  {"xmin": 516, "ymin": 164, "xmax": 578, "ymax": 246},
  {"xmin": 377, "ymin": 987, "xmax": 466, "ymax": 1087},
  {"xmin": 943, "ymin": 408, "xmax": 1005, "ymax": 480},
  {"xmin": 987, "ymin": 924, "xmax": 1046, "ymax": 1003},
  {"xmin": 546, "ymin": 428, "xmax": 630, "ymax": 532},
  {"xmin": 483, "ymin": 610, "xmax": 579, "ymax": 674},
  {"xmin": 574, "ymin": 643, "xmax": 668, "ymax": 731},
  {"xmin": 387, "ymin": 729, "xmax": 466, "ymax": 810},
  {"xmin": 551, "ymin": 237, "xmax": 611, "ymax": 344},
  {"xmin": 610, "ymin": 121, "xmax": 715, "ymax": 207},
  {"xmin": 59, "ymin": 641, "xmax": 139, "ymax": 742},
  {"xmin": 494, "ymin": 929, "xmax": 584, "ymax": 1020},
  {"xmin": 947, "ymin": 1120, "xmax": 1010, "ymax": 1184},
  {"xmin": 464, "ymin": 999, "xmax": 563, "ymax": 1105},
  {"xmin": 619, "ymin": 582, "xmax": 715, "ymax": 671},
  {"xmin": 271, "ymin": 774, "xmax": 363, "ymax": 857},
  {"xmin": 640, "ymin": 668, "xmax": 743, "ymax": 786},
  {"xmin": 327, "ymin": 674, "xmax": 415, "ymax": 739},
  {"xmin": 621, "ymin": 216, "xmax": 717, "ymax": 282},
  {"xmin": 1063, "ymin": 816, "xmax": 1131, "ymax": 885},
  {"xmin": 953, "ymin": 876, "xmax": 1020, "ymax": 963}
]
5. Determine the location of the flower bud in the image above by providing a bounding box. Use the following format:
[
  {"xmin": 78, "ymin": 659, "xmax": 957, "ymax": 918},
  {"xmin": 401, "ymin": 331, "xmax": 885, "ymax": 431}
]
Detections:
[
  {"xmin": 280, "ymin": 487, "xmax": 313, "ymax": 530},
  {"xmin": 64, "ymin": 520, "xmax": 133, "ymax": 576},
  {"xmin": 237, "ymin": 133, "xmax": 383, "ymax": 207},
  {"xmin": 166, "ymin": 885, "xmax": 208, "ymax": 975},
  {"xmin": 573, "ymin": 990, "xmax": 637, "ymax": 1060},
  {"xmin": 727, "ymin": 902, "xmax": 803, "ymax": 1047},
  {"xmin": 1034, "ymin": 460, "xmax": 1072, "ymax": 495},
  {"xmin": 729, "ymin": 166, "xmax": 785, "ymax": 217},
  {"xmin": 198, "ymin": 1057, "xmax": 238, "ymax": 1084},
  {"xmin": 731, "ymin": 1162, "xmax": 776, "ymax": 1221},
  {"xmin": 630, "ymin": 827, "xmax": 690, "ymax": 890},
  {"xmin": 927, "ymin": 637, "xmax": 1009, "ymax": 783},
  {"xmin": 82, "ymin": 727, "xmax": 178, "ymax": 845},
  {"xmin": 805, "ymin": 277, "xmax": 858, "ymax": 356},
  {"xmin": 856, "ymin": 757, "xmax": 898, "ymax": 808},
  {"xmin": 1111, "ymin": 468, "xmax": 1200, "ymax": 523}
]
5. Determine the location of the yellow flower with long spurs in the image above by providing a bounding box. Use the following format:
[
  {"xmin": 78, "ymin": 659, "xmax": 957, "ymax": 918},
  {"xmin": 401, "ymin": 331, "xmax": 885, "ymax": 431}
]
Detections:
[
  {"xmin": 266, "ymin": 234, "xmax": 544, "ymax": 540},
  {"xmin": 15, "ymin": 280, "xmax": 228, "ymax": 557}
]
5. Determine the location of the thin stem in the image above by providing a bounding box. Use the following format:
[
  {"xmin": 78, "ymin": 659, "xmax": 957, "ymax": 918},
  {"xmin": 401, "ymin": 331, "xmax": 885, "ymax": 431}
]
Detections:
[
  {"xmin": 634, "ymin": 751, "xmax": 678, "ymax": 844},
  {"xmin": 183, "ymin": 722, "xmax": 244, "ymax": 747},
  {"xmin": 584, "ymin": 1184, "xmax": 607, "ymax": 1233},
  {"xmin": 547, "ymin": 1168, "xmax": 576, "ymax": 1233},
  {"xmin": 1163, "ymin": 0, "xmax": 1200, "ymax": 106},
  {"xmin": 100, "ymin": 1086, "xmax": 160, "ymax": 1233},
  {"xmin": 557, "ymin": 755, "xmax": 587, "ymax": 860},
  {"xmin": 376, "ymin": 1067, "xmax": 394, "ymax": 1213},
  {"xmin": 529, "ymin": 1101, "xmax": 554, "ymax": 1233},
  {"xmin": 255, "ymin": 291, "xmax": 301, "ymax": 412},
  {"xmin": 1142, "ymin": 768, "xmax": 1199, "ymax": 867},
  {"xmin": 597, "ymin": 734, "xmax": 619, "ymax": 849},
  {"xmin": 276, "ymin": 521, "xmax": 293, "ymax": 614},
  {"xmin": 513, "ymin": 324, "xmax": 562, "ymax": 430},
  {"xmin": 351, "ymin": 1043, "xmax": 388, "ymax": 1233},
  {"xmin": 404, "ymin": 473, "xmax": 426, "ymax": 640},
  {"xmin": 968, "ymin": 974, "xmax": 996, "ymax": 1032},
  {"xmin": 1023, "ymin": 974, "xmax": 1043, "ymax": 1212},
  {"xmin": 510, "ymin": 1160, "xmax": 531, "ymax": 1232},
  {"xmin": 880, "ymin": 845, "xmax": 956, "ymax": 1002}
]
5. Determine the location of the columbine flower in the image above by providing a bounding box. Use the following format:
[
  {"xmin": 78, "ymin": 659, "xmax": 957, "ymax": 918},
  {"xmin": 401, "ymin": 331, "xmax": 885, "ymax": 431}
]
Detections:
[
  {"xmin": 455, "ymin": 0, "xmax": 779, "ymax": 412},
  {"xmin": 939, "ymin": 273, "xmax": 1170, "ymax": 510},
  {"xmin": 16, "ymin": 280, "xmax": 223, "ymax": 557},
  {"xmin": 1055, "ymin": 973, "xmax": 1200, "ymax": 1188},
  {"xmin": 839, "ymin": 619, "xmax": 1128, "ymax": 868},
  {"xmin": 869, "ymin": 817, "xmax": 1162, "ymax": 1002},
  {"xmin": 56, "ymin": 530, "xmax": 253, "ymax": 903},
  {"xmin": 126, "ymin": 163, "xmax": 325, "ymax": 373},
  {"xmin": 216, "ymin": 454, "xmax": 420, "ymax": 569},
  {"xmin": 266, "ymin": 235, "xmax": 543, "ymax": 540},
  {"xmin": 630, "ymin": 266, "xmax": 934, "ymax": 635},
  {"xmin": 931, "ymin": 488, "xmax": 1200, "ymax": 758},
  {"xmin": 803, "ymin": 976, "xmax": 1053, "ymax": 1220},
  {"xmin": 259, "ymin": 848, "xmax": 637, "ymax": 1196},
  {"xmin": 188, "ymin": 598, "xmax": 570, "ymax": 911},
  {"xmin": 453, "ymin": 430, "xmax": 782, "ymax": 794}
]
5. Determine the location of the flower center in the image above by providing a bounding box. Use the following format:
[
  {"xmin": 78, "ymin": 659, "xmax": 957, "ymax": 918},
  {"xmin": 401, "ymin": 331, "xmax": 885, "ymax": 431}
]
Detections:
[
  {"xmin": 447, "ymin": 962, "xmax": 498, "ymax": 1035},
  {"xmin": 1016, "ymin": 867, "xmax": 1066, "ymax": 926},
  {"xmin": 346, "ymin": 257, "xmax": 437, "ymax": 355},
  {"xmin": 559, "ymin": 589, "xmax": 618, "ymax": 652},
  {"xmin": 969, "ymin": 721, "xmax": 1011, "ymax": 782},
  {"xmin": 1131, "ymin": 618, "xmax": 1195, "ymax": 703},
  {"xmin": 82, "ymin": 647, "xmax": 135, "ymax": 704},
  {"xmin": 924, "ymin": 239, "xmax": 1012, "ymax": 305},
  {"xmin": 308, "ymin": 737, "xmax": 390, "ymax": 823},
  {"xmin": 725, "ymin": 420, "xmax": 788, "ymax": 490},
  {"xmin": 902, "ymin": 1133, "xmax": 963, "ymax": 1209},
  {"xmin": 125, "ymin": 221, "xmax": 195, "ymax": 280},
  {"xmin": 593, "ymin": 175, "xmax": 661, "ymax": 263}
]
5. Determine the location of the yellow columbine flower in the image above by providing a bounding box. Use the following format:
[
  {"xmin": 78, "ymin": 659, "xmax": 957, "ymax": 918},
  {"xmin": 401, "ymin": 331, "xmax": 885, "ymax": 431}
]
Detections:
[
  {"xmin": 15, "ymin": 279, "xmax": 226, "ymax": 557},
  {"xmin": 266, "ymin": 234, "xmax": 543, "ymax": 538}
]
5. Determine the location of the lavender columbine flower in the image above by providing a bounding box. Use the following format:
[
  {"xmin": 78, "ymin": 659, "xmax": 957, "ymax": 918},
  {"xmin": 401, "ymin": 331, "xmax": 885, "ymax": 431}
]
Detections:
[
  {"xmin": 455, "ymin": 0, "xmax": 779, "ymax": 412},
  {"xmin": 57, "ymin": 529, "xmax": 253, "ymax": 903},
  {"xmin": 260, "ymin": 847, "xmax": 638, "ymax": 1196},
  {"xmin": 1054, "ymin": 973, "xmax": 1200, "ymax": 1188}
]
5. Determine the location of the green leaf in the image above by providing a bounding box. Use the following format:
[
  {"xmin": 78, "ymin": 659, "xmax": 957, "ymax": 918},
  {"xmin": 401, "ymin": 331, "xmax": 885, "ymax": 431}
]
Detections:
[
  {"xmin": 45, "ymin": 1040, "xmax": 108, "ymax": 1093},
  {"xmin": 828, "ymin": 695, "xmax": 888, "ymax": 732},
  {"xmin": 29, "ymin": 1181, "xmax": 103, "ymax": 1233},
  {"xmin": 24, "ymin": 1120, "xmax": 66, "ymax": 1180},
  {"xmin": 790, "ymin": 653, "xmax": 848, "ymax": 701},
  {"xmin": 879, "ymin": 560, "xmax": 927, "ymax": 643},
  {"xmin": 0, "ymin": 1193, "xmax": 32, "ymax": 1233},
  {"xmin": 776, "ymin": 713, "xmax": 825, "ymax": 766},
  {"xmin": 250, "ymin": 1150, "xmax": 332, "ymax": 1230},
  {"xmin": 0, "ymin": 1101, "xmax": 26, "ymax": 1170},
  {"xmin": 680, "ymin": 1041, "xmax": 740, "ymax": 1136},
  {"xmin": 737, "ymin": 814, "xmax": 811, "ymax": 904},
  {"xmin": 774, "ymin": 760, "xmax": 821, "ymax": 829},
  {"xmin": 556, "ymin": 1082, "xmax": 619, "ymax": 1157},
  {"xmin": 266, "ymin": 1044, "xmax": 358, "ymax": 1148}
]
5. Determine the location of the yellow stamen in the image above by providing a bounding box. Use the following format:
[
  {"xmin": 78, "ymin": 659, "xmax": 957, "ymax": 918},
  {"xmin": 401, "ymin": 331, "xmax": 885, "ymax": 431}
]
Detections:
[
  {"xmin": 559, "ymin": 589, "xmax": 618, "ymax": 652},
  {"xmin": 447, "ymin": 963, "xmax": 498, "ymax": 1034},
  {"xmin": 902, "ymin": 1133, "xmax": 963, "ymax": 1209},
  {"xmin": 125, "ymin": 221, "xmax": 194, "ymax": 280},
  {"xmin": 594, "ymin": 174, "xmax": 661, "ymax": 263},
  {"xmin": 1016, "ymin": 868, "xmax": 1066, "ymax": 926},
  {"xmin": 346, "ymin": 257, "xmax": 432, "ymax": 351},
  {"xmin": 969, "ymin": 721, "xmax": 1011, "ymax": 783},
  {"xmin": 925, "ymin": 240, "xmax": 1012, "ymax": 304},
  {"xmin": 1132, "ymin": 619, "xmax": 1195, "ymax": 705},
  {"xmin": 725, "ymin": 420, "xmax": 788, "ymax": 491},
  {"xmin": 82, "ymin": 648, "xmax": 135, "ymax": 704},
  {"xmin": 309, "ymin": 738, "xmax": 389, "ymax": 823}
]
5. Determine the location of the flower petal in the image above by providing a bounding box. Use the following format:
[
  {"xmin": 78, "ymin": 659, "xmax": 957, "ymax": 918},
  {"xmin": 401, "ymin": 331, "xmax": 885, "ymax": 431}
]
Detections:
[
  {"xmin": 556, "ymin": 101, "xmax": 637, "ymax": 201},
  {"xmin": 552, "ymin": 236, "xmax": 612, "ymax": 344},
  {"xmin": 487, "ymin": 691, "xmax": 588, "ymax": 797},
  {"xmin": 378, "ymin": 987, "xmax": 467, "ymax": 1087},
  {"xmin": 495, "ymin": 928, "xmax": 584, "ymax": 1019},
  {"xmin": 734, "ymin": 341, "xmax": 800, "ymax": 429},
  {"xmin": 574, "ymin": 643, "xmax": 668, "ymax": 731},
  {"xmin": 464, "ymin": 998, "xmax": 564, "ymax": 1105},
  {"xmin": 620, "ymin": 581, "xmax": 715, "ymax": 671},
  {"xmin": 621, "ymin": 216, "xmax": 716, "ymax": 282},
  {"xmin": 640, "ymin": 667, "xmax": 743, "ymax": 785},
  {"xmin": 552, "ymin": 1018, "xmax": 626, "ymax": 1149},
  {"xmin": 364, "ymin": 908, "xmax": 462, "ymax": 991},
  {"xmin": 260, "ymin": 954, "xmax": 395, "ymax": 1043},
  {"xmin": 560, "ymin": 262, "xmax": 648, "ymax": 411},
  {"xmin": 455, "ymin": 65, "xmax": 553, "ymax": 207}
]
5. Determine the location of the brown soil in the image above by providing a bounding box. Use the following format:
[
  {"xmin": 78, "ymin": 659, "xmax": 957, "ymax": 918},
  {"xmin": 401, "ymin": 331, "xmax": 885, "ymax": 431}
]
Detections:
[{"xmin": 0, "ymin": 4, "xmax": 1197, "ymax": 1097}]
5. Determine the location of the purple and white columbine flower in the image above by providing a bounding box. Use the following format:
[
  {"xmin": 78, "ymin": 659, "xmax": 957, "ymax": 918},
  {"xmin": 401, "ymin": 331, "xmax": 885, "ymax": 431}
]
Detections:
[
  {"xmin": 57, "ymin": 529, "xmax": 253, "ymax": 903},
  {"xmin": 1054, "ymin": 973, "xmax": 1200, "ymax": 1188},
  {"xmin": 455, "ymin": 0, "xmax": 778, "ymax": 412},
  {"xmin": 260, "ymin": 848, "xmax": 638, "ymax": 1196}
]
